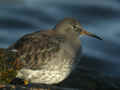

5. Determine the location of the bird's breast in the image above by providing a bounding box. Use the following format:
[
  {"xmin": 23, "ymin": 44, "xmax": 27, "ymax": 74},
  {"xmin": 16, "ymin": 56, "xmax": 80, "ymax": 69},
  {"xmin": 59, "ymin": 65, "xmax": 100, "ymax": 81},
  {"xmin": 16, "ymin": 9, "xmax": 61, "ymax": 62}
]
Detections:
[
  {"xmin": 16, "ymin": 45, "xmax": 80, "ymax": 84},
  {"xmin": 16, "ymin": 40, "xmax": 81, "ymax": 84}
]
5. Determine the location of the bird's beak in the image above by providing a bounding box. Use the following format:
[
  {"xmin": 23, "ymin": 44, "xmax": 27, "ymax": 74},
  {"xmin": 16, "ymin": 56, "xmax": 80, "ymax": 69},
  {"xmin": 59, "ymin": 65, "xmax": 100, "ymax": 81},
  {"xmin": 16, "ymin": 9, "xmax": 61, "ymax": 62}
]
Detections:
[{"xmin": 80, "ymin": 29, "xmax": 102, "ymax": 40}]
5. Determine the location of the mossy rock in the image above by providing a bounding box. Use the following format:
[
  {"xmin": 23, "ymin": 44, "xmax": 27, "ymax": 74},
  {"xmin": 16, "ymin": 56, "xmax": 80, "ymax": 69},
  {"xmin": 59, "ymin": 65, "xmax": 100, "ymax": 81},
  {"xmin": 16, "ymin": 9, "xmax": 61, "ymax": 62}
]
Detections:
[{"xmin": 0, "ymin": 48, "xmax": 22, "ymax": 84}]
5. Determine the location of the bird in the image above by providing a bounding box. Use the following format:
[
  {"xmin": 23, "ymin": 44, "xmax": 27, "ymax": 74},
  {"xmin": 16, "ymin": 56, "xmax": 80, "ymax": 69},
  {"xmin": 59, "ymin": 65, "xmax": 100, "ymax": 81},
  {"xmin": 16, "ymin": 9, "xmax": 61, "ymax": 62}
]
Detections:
[{"xmin": 7, "ymin": 18, "xmax": 102, "ymax": 85}]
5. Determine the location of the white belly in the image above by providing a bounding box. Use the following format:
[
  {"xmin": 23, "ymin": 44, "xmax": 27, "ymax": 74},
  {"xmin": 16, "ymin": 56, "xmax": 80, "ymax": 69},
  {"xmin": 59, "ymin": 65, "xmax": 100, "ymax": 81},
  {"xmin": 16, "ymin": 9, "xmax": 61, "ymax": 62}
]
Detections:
[{"xmin": 16, "ymin": 68, "xmax": 71, "ymax": 84}]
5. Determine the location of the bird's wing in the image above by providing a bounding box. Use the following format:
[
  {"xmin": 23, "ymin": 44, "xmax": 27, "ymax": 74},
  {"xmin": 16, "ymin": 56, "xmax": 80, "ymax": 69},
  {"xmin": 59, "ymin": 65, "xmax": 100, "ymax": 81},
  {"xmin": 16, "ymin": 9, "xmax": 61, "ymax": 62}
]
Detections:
[{"xmin": 8, "ymin": 30, "xmax": 65, "ymax": 69}]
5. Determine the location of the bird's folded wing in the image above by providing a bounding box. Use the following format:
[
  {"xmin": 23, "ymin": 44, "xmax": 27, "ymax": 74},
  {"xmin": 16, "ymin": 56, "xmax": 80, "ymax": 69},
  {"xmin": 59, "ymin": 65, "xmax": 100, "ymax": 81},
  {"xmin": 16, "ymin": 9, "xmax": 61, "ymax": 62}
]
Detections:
[{"xmin": 8, "ymin": 30, "xmax": 65, "ymax": 69}]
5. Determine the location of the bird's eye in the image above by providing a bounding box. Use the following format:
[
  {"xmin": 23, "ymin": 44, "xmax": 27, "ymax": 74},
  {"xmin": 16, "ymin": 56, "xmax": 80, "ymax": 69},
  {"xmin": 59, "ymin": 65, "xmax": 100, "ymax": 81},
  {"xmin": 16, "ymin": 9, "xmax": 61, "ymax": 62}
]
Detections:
[
  {"xmin": 72, "ymin": 24, "xmax": 83, "ymax": 32},
  {"xmin": 72, "ymin": 25, "xmax": 77, "ymax": 29},
  {"xmin": 72, "ymin": 25, "xmax": 79, "ymax": 31}
]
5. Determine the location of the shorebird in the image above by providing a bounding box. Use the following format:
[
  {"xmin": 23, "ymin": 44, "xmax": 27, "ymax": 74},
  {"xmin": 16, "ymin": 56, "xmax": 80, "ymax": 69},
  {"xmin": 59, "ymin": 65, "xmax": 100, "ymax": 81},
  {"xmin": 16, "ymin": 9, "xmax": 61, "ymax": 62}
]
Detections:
[{"xmin": 7, "ymin": 18, "xmax": 102, "ymax": 85}]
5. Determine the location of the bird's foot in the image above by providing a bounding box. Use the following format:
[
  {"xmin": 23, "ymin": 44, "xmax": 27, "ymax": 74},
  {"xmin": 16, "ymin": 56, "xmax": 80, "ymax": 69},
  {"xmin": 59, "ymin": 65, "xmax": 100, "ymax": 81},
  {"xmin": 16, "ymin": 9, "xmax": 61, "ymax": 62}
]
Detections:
[{"xmin": 10, "ymin": 78, "xmax": 30, "ymax": 86}]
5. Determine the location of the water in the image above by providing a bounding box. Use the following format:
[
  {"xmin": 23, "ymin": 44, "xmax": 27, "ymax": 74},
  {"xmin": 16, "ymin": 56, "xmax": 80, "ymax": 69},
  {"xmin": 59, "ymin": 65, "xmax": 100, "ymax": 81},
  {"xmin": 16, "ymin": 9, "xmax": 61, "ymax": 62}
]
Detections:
[{"xmin": 0, "ymin": 0, "xmax": 120, "ymax": 77}]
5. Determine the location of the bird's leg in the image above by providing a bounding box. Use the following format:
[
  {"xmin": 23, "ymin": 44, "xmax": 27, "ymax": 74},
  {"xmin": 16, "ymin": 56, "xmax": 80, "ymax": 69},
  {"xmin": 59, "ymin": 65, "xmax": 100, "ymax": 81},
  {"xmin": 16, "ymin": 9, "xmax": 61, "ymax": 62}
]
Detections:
[{"xmin": 10, "ymin": 78, "xmax": 29, "ymax": 87}]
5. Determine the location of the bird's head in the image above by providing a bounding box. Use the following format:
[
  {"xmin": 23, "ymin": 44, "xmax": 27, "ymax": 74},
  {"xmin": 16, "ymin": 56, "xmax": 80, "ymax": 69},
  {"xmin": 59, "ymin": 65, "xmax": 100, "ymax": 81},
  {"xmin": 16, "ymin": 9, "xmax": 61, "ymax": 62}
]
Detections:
[{"xmin": 54, "ymin": 18, "xmax": 102, "ymax": 40}]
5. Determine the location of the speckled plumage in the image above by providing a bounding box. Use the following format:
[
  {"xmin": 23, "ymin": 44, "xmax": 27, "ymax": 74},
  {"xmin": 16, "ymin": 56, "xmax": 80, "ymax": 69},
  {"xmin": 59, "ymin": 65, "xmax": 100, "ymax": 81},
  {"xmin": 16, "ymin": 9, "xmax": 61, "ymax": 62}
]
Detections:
[{"xmin": 7, "ymin": 18, "xmax": 101, "ymax": 84}]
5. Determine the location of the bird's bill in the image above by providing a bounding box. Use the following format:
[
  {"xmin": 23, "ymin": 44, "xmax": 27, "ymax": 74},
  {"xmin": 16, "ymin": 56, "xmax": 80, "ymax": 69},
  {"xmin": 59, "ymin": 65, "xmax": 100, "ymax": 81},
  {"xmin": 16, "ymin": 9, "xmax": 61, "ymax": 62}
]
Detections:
[{"xmin": 80, "ymin": 29, "xmax": 102, "ymax": 40}]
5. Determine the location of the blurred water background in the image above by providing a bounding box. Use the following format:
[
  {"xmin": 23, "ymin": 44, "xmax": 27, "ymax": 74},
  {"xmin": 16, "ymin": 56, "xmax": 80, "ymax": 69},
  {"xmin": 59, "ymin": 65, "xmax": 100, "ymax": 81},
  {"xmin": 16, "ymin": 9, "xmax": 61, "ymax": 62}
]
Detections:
[{"xmin": 0, "ymin": 0, "xmax": 120, "ymax": 79}]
